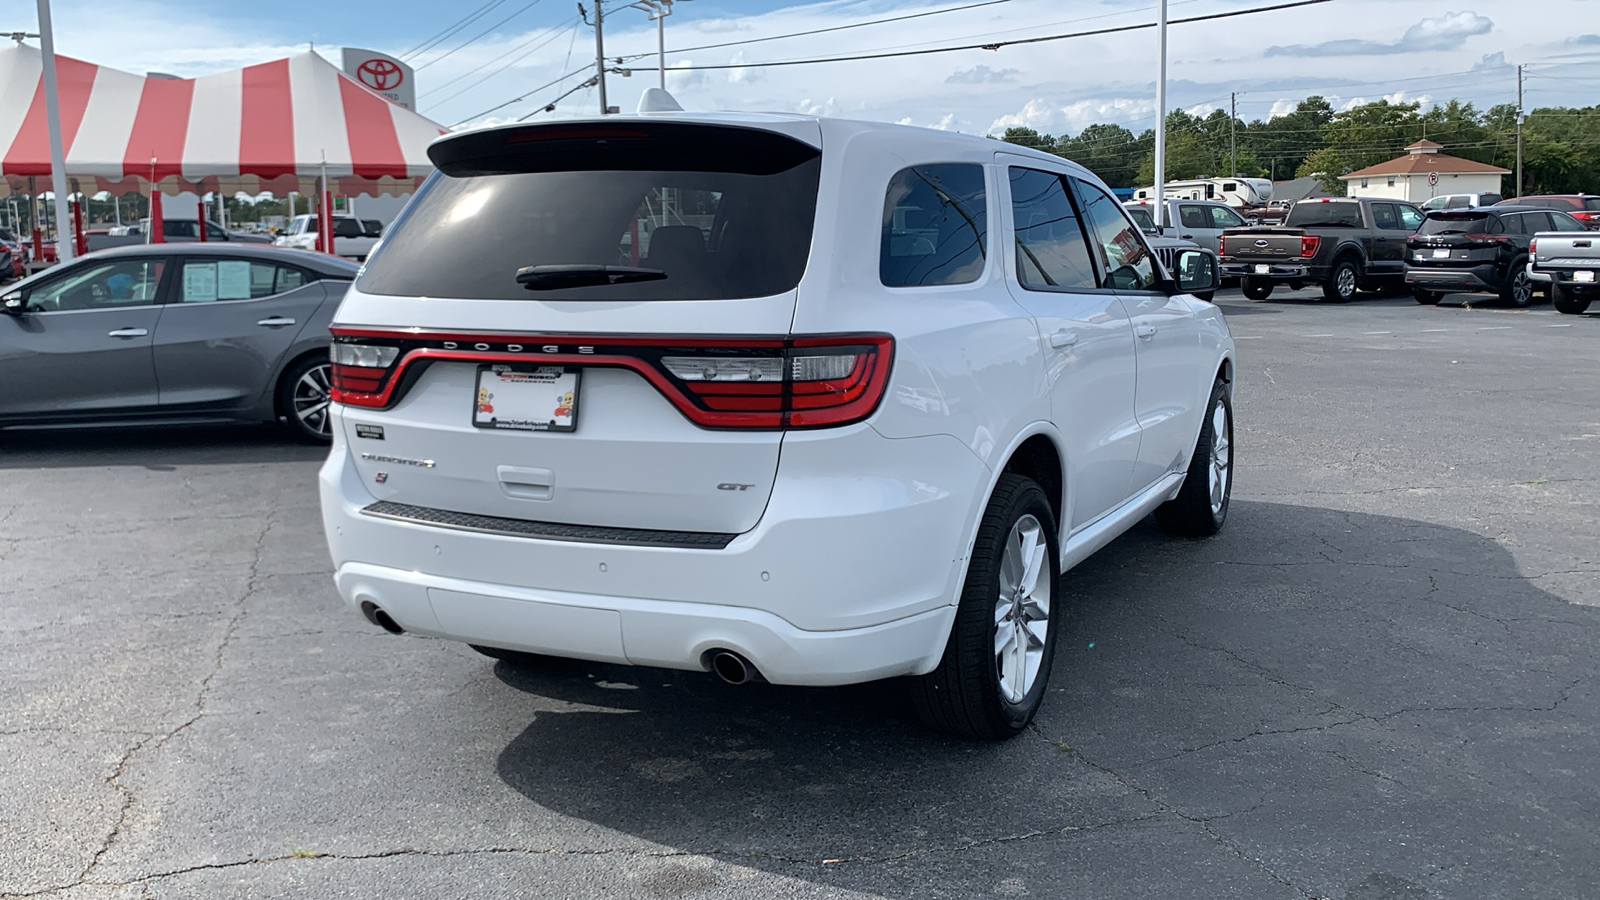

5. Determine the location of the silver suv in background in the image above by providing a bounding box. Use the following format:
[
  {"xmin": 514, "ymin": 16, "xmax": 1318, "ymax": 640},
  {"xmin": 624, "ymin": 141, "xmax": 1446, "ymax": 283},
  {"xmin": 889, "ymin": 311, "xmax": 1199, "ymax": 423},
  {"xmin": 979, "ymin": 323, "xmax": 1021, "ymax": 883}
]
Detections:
[
  {"xmin": 1421, "ymin": 193, "xmax": 1502, "ymax": 211},
  {"xmin": 1124, "ymin": 198, "xmax": 1248, "ymax": 255}
]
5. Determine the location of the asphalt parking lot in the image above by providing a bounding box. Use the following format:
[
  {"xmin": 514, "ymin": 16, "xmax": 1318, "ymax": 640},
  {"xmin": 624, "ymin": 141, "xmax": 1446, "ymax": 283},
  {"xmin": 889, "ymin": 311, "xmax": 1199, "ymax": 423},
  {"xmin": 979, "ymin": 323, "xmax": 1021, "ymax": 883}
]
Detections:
[{"xmin": 3, "ymin": 286, "xmax": 1597, "ymax": 900}]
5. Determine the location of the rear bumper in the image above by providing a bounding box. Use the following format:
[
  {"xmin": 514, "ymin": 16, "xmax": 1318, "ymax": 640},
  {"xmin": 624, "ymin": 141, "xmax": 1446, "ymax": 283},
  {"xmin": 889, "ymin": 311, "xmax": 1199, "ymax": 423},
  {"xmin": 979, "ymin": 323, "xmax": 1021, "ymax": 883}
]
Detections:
[
  {"xmin": 1405, "ymin": 263, "xmax": 1502, "ymax": 293},
  {"xmin": 1532, "ymin": 264, "xmax": 1599, "ymax": 291},
  {"xmin": 319, "ymin": 407, "xmax": 988, "ymax": 685},
  {"xmin": 1220, "ymin": 260, "xmax": 1311, "ymax": 281}
]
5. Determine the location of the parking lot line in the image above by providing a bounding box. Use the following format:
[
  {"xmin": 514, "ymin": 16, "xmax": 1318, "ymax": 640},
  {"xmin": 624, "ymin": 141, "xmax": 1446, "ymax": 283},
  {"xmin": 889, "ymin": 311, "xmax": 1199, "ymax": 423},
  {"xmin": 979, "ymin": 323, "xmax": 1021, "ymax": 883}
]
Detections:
[
  {"xmin": 1479, "ymin": 326, "xmax": 1513, "ymax": 330},
  {"xmin": 1420, "ymin": 328, "xmax": 1450, "ymax": 333},
  {"xmin": 1547, "ymin": 324, "xmax": 1574, "ymax": 328},
  {"xmin": 1234, "ymin": 335, "xmax": 1265, "ymax": 340},
  {"xmin": 1303, "ymin": 334, "xmax": 1335, "ymax": 338},
  {"xmin": 1363, "ymin": 331, "xmax": 1392, "ymax": 335}
]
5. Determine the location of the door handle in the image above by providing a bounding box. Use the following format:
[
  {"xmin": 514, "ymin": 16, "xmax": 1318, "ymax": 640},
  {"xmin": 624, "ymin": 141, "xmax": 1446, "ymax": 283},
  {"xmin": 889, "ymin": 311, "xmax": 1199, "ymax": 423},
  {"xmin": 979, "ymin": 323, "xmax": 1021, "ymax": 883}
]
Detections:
[
  {"xmin": 107, "ymin": 327, "xmax": 148, "ymax": 338},
  {"xmin": 1049, "ymin": 330, "xmax": 1078, "ymax": 349},
  {"xmin": 257, "ymin": 316, "xmax": 297, "ymax": 327},
  {"xmin": 1180, "ymin": 234, "xmax": 1194, "ymax": 239},
  {"xmin": 1135, "ymin": 325, "xmax": 1158, "ymax": 340}
]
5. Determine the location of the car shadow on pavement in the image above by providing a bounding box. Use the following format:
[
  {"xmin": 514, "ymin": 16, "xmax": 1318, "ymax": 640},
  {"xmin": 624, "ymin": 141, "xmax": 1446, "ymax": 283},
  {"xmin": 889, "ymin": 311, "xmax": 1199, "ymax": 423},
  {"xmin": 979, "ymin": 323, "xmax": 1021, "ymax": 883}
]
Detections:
[
  {"xmin": 488, "ymin": 500, "xmax": 1599, "ymax": 899},
  {"xmin": 0, "ymin": 423, "xmax": 326, "ymax": 468}
]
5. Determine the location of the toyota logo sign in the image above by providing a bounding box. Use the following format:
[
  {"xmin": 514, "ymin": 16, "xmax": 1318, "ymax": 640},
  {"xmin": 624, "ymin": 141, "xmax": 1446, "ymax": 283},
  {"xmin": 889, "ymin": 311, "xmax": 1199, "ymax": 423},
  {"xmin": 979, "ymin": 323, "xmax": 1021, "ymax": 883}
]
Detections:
[{"xmin": 358, "ymin": 58, "xmax": 404, "ymax": 91}]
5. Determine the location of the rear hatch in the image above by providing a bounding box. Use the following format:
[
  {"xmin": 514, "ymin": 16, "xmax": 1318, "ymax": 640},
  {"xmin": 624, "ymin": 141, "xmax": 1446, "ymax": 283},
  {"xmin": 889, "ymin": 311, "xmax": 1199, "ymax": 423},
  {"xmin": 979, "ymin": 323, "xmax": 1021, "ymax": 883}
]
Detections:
[
  {"xmin": 1406, "ymin": 211, "xmax": 1505, "ymax": 270},
  {"xmin": 328, "ymin": 118, "xmax": 876, "ymax": 538}
]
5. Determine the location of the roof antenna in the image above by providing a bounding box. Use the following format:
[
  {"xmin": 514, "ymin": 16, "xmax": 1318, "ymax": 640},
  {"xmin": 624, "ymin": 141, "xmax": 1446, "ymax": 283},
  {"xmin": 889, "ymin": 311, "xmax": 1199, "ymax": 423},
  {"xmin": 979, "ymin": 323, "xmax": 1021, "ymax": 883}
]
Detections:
[{"xmin": 638, "ymin": 87, "xmax": 682, "ymax": 114}]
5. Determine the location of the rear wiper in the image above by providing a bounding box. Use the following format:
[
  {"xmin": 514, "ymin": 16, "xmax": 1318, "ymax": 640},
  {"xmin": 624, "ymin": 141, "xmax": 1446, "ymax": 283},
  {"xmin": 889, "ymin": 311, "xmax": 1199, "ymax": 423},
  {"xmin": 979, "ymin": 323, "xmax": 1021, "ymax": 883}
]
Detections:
[{"xmin": 516, "ymin": 264, "xmax": 666, "ymax": 291}]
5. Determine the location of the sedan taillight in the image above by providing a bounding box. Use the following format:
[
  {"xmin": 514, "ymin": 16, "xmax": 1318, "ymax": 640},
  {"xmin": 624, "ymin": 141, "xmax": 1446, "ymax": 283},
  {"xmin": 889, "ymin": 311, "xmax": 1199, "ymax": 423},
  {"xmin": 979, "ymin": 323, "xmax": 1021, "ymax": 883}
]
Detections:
[{"xmin": 327, "ymin": 329, "xmax": 894, "ymax": 430}]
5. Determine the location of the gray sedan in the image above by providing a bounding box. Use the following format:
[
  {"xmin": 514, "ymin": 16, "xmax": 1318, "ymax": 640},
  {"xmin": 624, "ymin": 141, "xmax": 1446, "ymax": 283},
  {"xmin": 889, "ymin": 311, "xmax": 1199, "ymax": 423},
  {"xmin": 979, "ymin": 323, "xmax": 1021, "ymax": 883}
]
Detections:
[{"xmin": 0, "ymin": 244, "xmax": 358, "ymax": 442}]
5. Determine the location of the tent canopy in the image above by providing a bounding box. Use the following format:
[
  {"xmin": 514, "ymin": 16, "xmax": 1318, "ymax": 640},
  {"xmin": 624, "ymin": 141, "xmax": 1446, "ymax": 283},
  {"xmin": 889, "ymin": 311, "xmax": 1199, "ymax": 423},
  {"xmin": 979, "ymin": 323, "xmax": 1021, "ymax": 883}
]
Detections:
[{"xmin": 0, "ymin": 43, "xmax": 446, "ymax": 198}]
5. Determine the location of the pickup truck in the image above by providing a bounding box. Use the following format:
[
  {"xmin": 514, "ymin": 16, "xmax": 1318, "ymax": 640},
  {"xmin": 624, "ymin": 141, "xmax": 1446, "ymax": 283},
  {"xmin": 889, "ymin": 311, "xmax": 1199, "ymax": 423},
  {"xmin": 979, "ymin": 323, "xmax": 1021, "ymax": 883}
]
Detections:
[
  {"xmin": 1221, "ymin": 197, "xmax": 1425, "ymax": 302},
  {"xmin": 84, "ymin": 218, "xmax": 272, "ymax": 252},
  {"xmin": 274, "ymin": 214, "xmax": 383, "ymax": 261},
  {"xmin": 1530, "ymin": 230, "xmax": 1600, "ymax": 315}
]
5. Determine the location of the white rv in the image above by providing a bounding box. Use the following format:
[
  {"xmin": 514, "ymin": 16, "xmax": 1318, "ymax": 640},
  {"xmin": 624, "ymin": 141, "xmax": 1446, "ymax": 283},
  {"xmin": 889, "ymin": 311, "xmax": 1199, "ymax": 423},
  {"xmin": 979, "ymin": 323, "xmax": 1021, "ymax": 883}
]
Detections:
[{"xmin": 1134, "ymin": 177, "xmax": 1274, "ymax": 210}]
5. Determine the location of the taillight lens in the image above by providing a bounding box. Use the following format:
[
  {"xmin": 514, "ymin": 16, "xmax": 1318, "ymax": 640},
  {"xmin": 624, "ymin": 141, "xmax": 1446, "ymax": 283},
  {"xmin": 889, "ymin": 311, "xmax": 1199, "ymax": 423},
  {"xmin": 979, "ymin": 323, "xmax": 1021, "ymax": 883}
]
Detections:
[
  {"xmin": 1529, "ymin": 238, "xmax": 1538, "ymax": 255},
  {"xmin": 327, "ymin": 330, "xmax": 894, "ymax": 429},
  {"xmin": 1300, "ymin": 235, "xmax": 1320, "ymax": 258}
]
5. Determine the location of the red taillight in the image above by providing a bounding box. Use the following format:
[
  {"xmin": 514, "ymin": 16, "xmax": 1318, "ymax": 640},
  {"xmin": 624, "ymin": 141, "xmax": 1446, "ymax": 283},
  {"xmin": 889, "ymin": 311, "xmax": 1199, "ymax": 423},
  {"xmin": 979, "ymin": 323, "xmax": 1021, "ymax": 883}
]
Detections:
[
  {"xmin": 1463, "ymin": 233, "xmax": 1508, "ymax": 245},
  {"xmin": 1300, "ymin": 235, "xmax": 1320, "ymax": 258},
  {"xmin": 1529, "ymin": 238, "xmax": 1537, "ymax": 254},
  {"xmin": 327, "ymin": 329, "xmax": 894, "ymax": 430}
]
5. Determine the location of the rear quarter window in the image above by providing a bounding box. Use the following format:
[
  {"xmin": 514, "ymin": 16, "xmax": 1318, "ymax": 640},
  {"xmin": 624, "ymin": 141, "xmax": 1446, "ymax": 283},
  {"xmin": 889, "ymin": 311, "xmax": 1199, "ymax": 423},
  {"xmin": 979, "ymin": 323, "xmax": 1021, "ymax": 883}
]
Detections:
[{"xmin": 880, "ymin": 164, "xmax": 988, "ymax": 287}]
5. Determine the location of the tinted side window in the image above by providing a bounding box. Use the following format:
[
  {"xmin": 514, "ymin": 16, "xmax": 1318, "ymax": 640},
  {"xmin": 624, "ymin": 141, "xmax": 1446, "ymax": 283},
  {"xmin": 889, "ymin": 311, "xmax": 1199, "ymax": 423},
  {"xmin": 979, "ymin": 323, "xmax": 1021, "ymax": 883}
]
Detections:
[
  {"xmin": 1551, "ymin": 211, "xmax": 1585, "ymax": 231},
  {"xmin": 1179, "ymin": 205, "xmax": 1209, "ymax": 229},
  {"xmin": 881, "ymin": 164, "xmax": 988, "ymax": 287},
  {"xmin": 333, "ymin": 218, "xmax": 363, "ymax": 239},
  {"xmin": 1073, "ymin": 178, "xmax": 1158, "ymax": 291},
  {"xmin": 1372, "ymin": 203, "xmax": 1399, "ymax": 230},
  {"xmin": 1210, "ymin": 206, "xmax": 1245, "ymax": 229},
  {"xmin": 1008, "ymin": 167, "xmax": 1097, "ymax": 291}
]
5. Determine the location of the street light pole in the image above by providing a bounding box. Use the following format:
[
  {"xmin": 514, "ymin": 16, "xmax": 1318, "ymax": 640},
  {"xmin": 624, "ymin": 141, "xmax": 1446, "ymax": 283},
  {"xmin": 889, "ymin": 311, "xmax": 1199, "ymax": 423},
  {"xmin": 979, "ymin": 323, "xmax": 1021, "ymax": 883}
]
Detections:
[
  {"xmin": 1515, "ymin": 64, "xmax": 1524, "ymax": 198},
  {"xmin": 35, "ymin": 0, "xmax": 73, "ymax": 261},
  {"xmin": 1153, "ymin": 0, "xmax": 1167, "ymax": 228}
]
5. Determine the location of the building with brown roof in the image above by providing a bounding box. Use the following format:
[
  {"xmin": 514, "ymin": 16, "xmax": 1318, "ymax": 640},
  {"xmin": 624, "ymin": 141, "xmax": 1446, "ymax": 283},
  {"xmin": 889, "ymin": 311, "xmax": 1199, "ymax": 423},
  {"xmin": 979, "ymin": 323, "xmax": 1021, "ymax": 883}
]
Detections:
[{"xmin": 1340, "ymin": 140, "xmax": 1509, "ymax": 203}]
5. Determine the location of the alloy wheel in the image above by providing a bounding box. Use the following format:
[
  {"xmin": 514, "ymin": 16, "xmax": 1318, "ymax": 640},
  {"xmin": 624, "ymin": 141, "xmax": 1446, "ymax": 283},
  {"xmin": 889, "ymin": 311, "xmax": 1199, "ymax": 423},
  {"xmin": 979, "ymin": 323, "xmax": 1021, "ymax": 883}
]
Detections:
[
  {"xmin": 1209, "ymin": 400, "xmax": 1232, "ymax": 515},
  {"xmin": 994, "ymin": 514, "xmax": 1051, "ymax": 704},
  {"xmin": 1336, "ymin": 266, "xmax": 1357, "ymax": 298},
  {"xmin": 293, "ymin": 363, "xmax": 333, "ymax": 438},
  {"xmin": 1513, "ymin": 271, "xmax": 1533, "ymax": 307}
]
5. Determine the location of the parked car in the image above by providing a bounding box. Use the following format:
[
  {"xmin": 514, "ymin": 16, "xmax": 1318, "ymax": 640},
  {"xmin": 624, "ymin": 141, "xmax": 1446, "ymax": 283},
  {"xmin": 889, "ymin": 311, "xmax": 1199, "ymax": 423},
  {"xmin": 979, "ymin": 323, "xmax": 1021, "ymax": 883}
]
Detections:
[
  {"xmin": 1405, "ymin": 206, "xmax": 1586, "ymax": 306},
  {"xmin": 1421, "ymin": 192, "xmax": 1502, "ymax": 211},
  {"xmin": 1123, "ymin": 198, "xmax": 1249, "ymax": 255},
  {"xmin": 0, "ymin": 227, "xmax": 25, "ymax": 280},
  {"xmin": 275, "ymin": 214, "xmax": 383, "ymax": 260},
  {"xmin": 85, "ymin": 218, "xmax": 273, "ymax": 252},
  {"xmin": 0, "ymin": 243, "xmax": 358, "ymax": 441},
  {"xmin": 1221, "ymin": 197, "xmax": 1425, "ymax": 302},
  {"xmin": 1530, "ymin": 228, "xmax": 1600, "ymax": 315},
  {"xmin": 319, "ymin": 112, "xmax": 1233, "ymax": 740},
  {"xmin": 1247, "ymin": 199, "xmax": 1294, "ymax": 226},
  {"xmin": 1494, "ymin": 195, "xmax": 1600, "ymax": 229}
]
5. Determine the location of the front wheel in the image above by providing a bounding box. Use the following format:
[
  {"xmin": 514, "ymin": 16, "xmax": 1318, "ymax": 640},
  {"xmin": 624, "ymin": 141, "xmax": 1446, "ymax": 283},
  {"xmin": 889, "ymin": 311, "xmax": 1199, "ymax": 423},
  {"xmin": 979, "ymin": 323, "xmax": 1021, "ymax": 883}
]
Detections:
[
  {"xmin": 1322, "ymin": 259, "xmax": 1360, "ymax": 303},
  {"xmin": 1154, "ymin": 379, "xmax": 1233, "ymax": 537},
  {"xmin": 278, "ymin": 355, "xmax": 334, "ymax": 444},
  {"xmin": 1241, "ymin": 278, "xmax": 1273, "ymax": 301},
  {"xmin": 912, "ymin": 474, "xmax": 1060, "ymax": 740},
  {"xmin": 1552, "ymin": 282, "xmax": 1594, "ymax": 315}
]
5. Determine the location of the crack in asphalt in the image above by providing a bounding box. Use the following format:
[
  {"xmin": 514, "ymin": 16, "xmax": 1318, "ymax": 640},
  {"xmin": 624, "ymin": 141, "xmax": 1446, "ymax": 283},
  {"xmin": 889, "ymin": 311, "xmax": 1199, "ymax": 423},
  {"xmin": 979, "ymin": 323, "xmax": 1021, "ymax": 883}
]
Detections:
[{"xmin": 20, "ymin": 503, "xmax": 282, "ymax": 897}]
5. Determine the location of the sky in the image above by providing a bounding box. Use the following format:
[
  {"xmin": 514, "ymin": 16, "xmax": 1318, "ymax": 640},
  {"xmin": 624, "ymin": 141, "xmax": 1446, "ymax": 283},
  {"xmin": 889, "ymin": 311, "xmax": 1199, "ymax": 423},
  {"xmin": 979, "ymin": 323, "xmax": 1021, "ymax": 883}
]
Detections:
[{"xmin": 23, "ymin": 0, "xmax": 1600, "ymax": 138}]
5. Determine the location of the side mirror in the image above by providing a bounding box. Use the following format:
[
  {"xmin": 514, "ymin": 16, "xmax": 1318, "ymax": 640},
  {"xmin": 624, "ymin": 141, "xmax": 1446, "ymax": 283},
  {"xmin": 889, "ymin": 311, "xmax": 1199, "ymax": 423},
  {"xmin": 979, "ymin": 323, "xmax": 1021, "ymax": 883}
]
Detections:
[
  {"xmin": 2, "ymin": 292, "xmax": 25, "ymax": 316},
  {"xmin": 1172, "ymin": 249, "xmax": 1219, "ymax": 296}
]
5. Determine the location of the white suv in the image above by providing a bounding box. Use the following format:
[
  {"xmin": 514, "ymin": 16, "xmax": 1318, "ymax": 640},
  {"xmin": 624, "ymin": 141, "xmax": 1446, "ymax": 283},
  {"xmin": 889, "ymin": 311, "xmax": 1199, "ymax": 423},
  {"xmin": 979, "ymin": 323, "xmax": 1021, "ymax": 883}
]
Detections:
[{"xmin": 320, "ymin": 111, "xmax": 1235, "ymax": 739}]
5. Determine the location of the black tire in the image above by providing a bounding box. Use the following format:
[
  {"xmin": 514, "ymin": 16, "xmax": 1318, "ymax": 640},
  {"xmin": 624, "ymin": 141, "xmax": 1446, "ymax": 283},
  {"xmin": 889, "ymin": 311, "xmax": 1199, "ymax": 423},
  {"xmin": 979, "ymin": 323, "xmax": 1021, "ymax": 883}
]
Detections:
[
  {"xmin": 1154, "ymin": 379, "xmax": 1233, "ymax": 538},
  {"xmin": 1413, "ymin": 287, "xmax": 1443, "ymax": 305},
  {"xmin": 1552, "ymin": 282, "xmax": 1594, "ymax": 315},
  {"xmin": 1322, "ymin": 258, "xmax": 1360, "ymax": 303},
  {"xmin": 1241, "ymin": 278, "xmax": 1273, "ymax": 301},
  {"xmin": 277, "ymin": 354, "xmax": 334, "ymax": 444},
  {"xmin": 912, "ymin": 474, "xmax": 1061, "ymax": 740},
  {"xmin": 1500, "ymin": 260, "xmax": 1535, "ymax": 307}
]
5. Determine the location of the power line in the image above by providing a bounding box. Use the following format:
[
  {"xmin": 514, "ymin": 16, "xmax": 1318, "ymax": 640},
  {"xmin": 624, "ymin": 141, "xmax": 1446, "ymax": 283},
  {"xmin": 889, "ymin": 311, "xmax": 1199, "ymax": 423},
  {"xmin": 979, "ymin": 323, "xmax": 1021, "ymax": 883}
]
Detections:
[
  {"xmin": 627, "ymin": 0, "xmax": 1332, "ymax": 73},
  {"xmin": 447, "ymin": 64, "xmax": 595, "ymax": 127},
  {"xmin": 401, "ymin": 0, "xmax": 509, "ymax": 60},
  {"xmin": 421, "ymin": 18, "xmax": 581, "ymax": 105},
  {"xmin": 415, "ymin": 0, "xmax": 550, "ymax": 71}
]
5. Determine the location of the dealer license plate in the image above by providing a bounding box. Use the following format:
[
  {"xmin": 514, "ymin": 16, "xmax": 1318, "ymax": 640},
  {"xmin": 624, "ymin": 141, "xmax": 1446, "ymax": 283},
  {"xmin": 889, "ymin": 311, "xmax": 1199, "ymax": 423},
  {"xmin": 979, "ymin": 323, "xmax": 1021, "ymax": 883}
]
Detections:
[
  {"xmin": 1254, "ymin": 264, "xmax": 1270, "ymax": 274},
  {"xmin": 1574, "ymin": 270, "xmax": 1595, "ymax": 283},
  {"xmin": 473, "ymin": 365, "xmax": 580, "ymax": 432},
  {"xmin": 1433, "ymin": 249, "xmax": 1452, "ymax": 258}
]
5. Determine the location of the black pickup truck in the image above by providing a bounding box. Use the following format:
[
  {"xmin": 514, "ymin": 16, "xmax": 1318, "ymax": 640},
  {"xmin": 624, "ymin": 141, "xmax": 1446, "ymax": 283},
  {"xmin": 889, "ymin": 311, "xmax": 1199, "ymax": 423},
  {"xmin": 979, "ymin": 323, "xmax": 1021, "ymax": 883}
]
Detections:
[{"xmin": 1221, "ymin": 197, "xmax": 1425, "ymax": 302}]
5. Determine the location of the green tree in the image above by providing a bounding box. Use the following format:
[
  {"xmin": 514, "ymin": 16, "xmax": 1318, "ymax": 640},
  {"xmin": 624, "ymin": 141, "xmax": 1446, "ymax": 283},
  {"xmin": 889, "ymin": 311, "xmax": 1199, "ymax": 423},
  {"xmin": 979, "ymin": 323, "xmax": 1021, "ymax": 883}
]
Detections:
[{"xmin": 999, "ymin": 127, "xmax": 1056, "ymax": 154}]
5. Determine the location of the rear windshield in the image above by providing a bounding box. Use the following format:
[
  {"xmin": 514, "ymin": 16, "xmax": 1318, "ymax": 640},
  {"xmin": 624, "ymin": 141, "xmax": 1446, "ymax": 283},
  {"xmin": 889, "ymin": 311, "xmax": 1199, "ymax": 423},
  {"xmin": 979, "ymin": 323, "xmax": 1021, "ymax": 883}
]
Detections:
[
  {"xmin": 357, "ymin": 123, "xmax": 821, "ymax": 301},
  {"xmin": 1125, "ymin": 206, "xmax": 1156, "ymax": 231},
  {"xmin": 1286, "ymin": 201, "xmax": 1364, "ymax": 228},
  {"xmin": 1418, "ymin": 213, "xmax": 1494, "ymax": 235}
]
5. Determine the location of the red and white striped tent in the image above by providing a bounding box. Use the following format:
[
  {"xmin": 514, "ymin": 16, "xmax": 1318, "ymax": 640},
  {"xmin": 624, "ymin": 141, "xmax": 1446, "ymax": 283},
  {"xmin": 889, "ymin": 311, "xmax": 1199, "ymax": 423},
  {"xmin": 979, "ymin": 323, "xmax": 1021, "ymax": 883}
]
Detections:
[{"xmin": 0, "ymin": 41, "xmax": 446, "ymax": 199}]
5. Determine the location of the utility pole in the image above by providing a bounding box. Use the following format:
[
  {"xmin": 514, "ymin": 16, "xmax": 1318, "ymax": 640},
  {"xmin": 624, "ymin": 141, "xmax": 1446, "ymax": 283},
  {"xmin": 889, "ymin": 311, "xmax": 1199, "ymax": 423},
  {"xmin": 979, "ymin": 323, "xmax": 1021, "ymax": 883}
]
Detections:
[
  {"xmin": 1515, "ymin": 64, "xmax": 1524, "ymax": 198},
  {"xmin": 1153, "ymin": 0, "xmax": 1167, "ymax": 227},
  {"xmin": 1229, "ymin": 92, "xmax": 1237, "ymax": 178},
  {"xmin": 592, "ymin": 2, "xmax": 609, "ymax": 115},
  {"xmin": 36, "ymin": 0, "xmax": 73, "ymax": 261}
]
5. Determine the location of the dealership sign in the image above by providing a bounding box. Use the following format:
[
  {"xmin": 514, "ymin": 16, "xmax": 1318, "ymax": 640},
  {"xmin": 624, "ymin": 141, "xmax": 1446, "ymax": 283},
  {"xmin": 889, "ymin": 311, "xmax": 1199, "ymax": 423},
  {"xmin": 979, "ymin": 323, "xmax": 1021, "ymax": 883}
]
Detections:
[{"xmin": 342, "ymin": 48, "xmax": 416, "ymax": 110}]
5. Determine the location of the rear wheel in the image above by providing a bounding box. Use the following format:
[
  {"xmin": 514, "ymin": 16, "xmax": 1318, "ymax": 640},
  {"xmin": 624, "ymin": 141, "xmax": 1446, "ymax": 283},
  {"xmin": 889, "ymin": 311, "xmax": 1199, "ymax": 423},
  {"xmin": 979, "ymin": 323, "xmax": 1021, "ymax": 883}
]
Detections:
[
  {"xmin": 1501, "ymin": 262, "xmax": 1535, "ymax": 307},
  {"xmin": 1154, "ymin": 379, "xmax": 1233, "ymax": 538},
  {"xmin": 278, "ymin": 355, "xmax": 334, "ymax": 444},
  {"xmin": 1413, "ymin": 287, "xmax": 1443, "ymax": 305},
  {"xmin": 1552, "ymin": 282, "xmax": 1593, "ymax": 315},
  {"xmin": 912, "ymin": 474, "xmax": 1060, "ymax": 740},
  {"xmin": 1322, "ymin": 258, "xmax": 1360, "ymax": 303},
  {"xmin": 1241, "ymin": 278, "xmax": 1273, "ymax": 301}
]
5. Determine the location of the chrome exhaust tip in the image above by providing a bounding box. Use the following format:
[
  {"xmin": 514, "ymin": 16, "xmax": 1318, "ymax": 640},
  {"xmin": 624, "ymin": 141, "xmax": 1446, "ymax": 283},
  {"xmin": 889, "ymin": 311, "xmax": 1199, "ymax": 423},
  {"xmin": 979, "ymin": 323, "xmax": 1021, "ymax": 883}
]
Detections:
[{"xmin": 709, "ymin": 650, "xmax": 759, "ymax": 685}]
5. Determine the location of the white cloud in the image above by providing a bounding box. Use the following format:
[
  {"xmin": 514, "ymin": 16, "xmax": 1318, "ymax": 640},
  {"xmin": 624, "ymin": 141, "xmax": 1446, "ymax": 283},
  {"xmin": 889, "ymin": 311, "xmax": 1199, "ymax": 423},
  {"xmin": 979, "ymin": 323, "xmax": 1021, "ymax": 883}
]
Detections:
[
  {"xmin": 946, "ymin": 65, "xmax": 1019, "ymax": 85},
  {"xmin": 1268, "ymin": 99, "xmax": 1298, "ymax": 120},
  {"xmin": 1265, "ymin": 11, "xmax": 1493, "ymax": 57}
]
